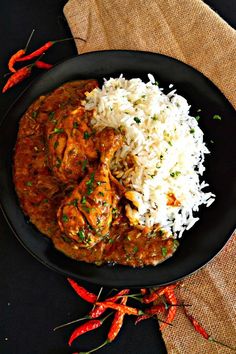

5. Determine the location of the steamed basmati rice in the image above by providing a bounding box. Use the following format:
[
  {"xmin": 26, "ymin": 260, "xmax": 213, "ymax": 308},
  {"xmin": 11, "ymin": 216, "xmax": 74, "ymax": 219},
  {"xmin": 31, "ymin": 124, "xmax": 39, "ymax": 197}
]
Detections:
[{"xmin": 85, "ymin": 75, "xmax": 215, "ymax": 238}]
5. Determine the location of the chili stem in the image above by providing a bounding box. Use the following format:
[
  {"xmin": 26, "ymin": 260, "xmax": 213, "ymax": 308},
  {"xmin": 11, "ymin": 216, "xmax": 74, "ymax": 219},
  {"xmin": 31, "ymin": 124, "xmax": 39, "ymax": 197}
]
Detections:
[
  {"xmin": 24, "ymin": 29, "xmax": 35, "ymax": 51},
  {"xmin": 51, "ymin": 37, "xmax": 86, "ymax": 44},
  {"xmin": 53, "ymin": 316, "xmax": 89, "ymax": 331},
  {"xmin": 91, "ymin": 286, "xmax": 103, "ymax": 312},
  {"xmin": 79, "ymin": 340, "xmax": 108, "ymax": 354},
  {"xmin": 209, "ymin": 338, "xmax": 236, "ymax": 351}
]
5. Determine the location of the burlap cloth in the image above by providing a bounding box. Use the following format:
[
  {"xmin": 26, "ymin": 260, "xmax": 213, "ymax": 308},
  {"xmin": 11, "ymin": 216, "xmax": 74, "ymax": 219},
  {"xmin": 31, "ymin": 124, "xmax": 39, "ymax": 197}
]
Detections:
[{"xmin": 64, "ymin": 1, "xmax": 236, "ymax": 353}]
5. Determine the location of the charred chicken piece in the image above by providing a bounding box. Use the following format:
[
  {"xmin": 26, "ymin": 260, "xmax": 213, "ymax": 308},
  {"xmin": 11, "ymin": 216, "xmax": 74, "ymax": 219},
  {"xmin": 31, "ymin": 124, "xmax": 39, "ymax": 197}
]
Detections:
[{"xmin": 57, "ymin": 128, "xmax": 123, "ymax": 248}]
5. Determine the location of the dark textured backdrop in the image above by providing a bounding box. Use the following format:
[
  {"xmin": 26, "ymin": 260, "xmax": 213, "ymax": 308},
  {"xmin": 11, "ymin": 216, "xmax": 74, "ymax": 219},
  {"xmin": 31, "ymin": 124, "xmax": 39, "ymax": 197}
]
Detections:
[{"xmin": 0, "ymin": 1, "xmax": 235, "ymax": 353}]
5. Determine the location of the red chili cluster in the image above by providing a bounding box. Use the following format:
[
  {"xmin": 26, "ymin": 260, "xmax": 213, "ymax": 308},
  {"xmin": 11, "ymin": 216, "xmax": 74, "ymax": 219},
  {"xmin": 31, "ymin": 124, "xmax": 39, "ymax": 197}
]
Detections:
[
  {"xmin": 55, "ymin": 279, "xmax": 235, "ymax": 354},
  {"xmin": 2, "ymin": 31, "xmax": 84, "ymax": 93}
]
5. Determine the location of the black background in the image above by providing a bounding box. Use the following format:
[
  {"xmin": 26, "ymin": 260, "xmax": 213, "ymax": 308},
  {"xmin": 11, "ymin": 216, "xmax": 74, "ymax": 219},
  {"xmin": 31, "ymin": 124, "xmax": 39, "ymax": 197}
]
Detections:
[{"xmin": 0, "ymin": 1, "xmax": 235, "ymax": 354}]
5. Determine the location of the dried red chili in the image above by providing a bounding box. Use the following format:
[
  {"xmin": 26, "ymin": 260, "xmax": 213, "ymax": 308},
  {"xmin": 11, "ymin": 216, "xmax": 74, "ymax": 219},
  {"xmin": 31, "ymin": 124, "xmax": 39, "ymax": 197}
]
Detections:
[
  {"xmin": 8, "ymin": 29, "xmax": 35, "ymax": 72},
  {"xmin": 96, "ymin": 301, "xmax": 143, "ymax": 316},
  {"xmin": 108, "ymin": 295, "xmax": 127, "ymax": 341},
  {"xmin": 184, "ymin": 310, "xmax": 209, "ymax": 339},
  {"xmin": 134, "ymin": 314, "xmax": 150, "ymax": 325},
  {"xmin": 140, "ymin": 288, "xmax": 147, "ymax": 295},
  {"xmin": 17, "ymin": 37, "xmax": 84, "ymax": 62},
  {"xmin": 159, "ymin": 288, "xmax": 177, "ymax": 331},
  {"xmin": 89, "ymin": 289, "xmax": 130, "ymax": 318},
  {"xmin": 53, "ymin": 289, "xmax": 130, "ymax": 331},
  {"xmin": 67, "ymin": 278, "xmax": 97, "ymax": 304},
  {"xmin": 184, "ymin": 309, "xmax": 235, "ymax": 350},
  {"xmin": 145, "ymin": 304, "xmax": 166, "ymax": 316},
  {"xmin": 8, "ymin": 49, "xmax": 26, "ymax": 73},
  {"xmin": 68, "ymin": 313, "xmax": 112, "ymax": 346},
  {"xmin": 79, "ymin": 296, "xmax": 129, "ymax": 353},
  {"xmin": 35, "ymin": 61, "xmax": 53, "ymax": 70},
  {"xmin": 2, "ymin": 66, "xmax": 31, "ymax": 93},
  {"xmin": 143, "ymin": 284, "xmax": 177, "ymax": 304}
]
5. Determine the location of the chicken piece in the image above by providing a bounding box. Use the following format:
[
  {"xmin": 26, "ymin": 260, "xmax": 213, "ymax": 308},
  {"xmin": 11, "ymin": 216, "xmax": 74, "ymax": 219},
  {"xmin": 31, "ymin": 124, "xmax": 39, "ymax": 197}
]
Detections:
[
  {"xmin": 43, "ymin": 80, "xmax": 99, "ymax": 184},
  {"xmin": 45, "ymin": 106, "xmax": 97, "ymax": 183},
  {"xmin": 57, "ymin": 128, "xmax": 123, "ymax": 248}
]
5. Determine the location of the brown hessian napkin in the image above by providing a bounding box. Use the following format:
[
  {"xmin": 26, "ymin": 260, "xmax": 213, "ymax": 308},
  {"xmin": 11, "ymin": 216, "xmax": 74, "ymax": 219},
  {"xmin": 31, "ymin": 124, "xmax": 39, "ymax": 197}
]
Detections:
[{"xmin": 64, "ymin": 1, "xmax": 236, "ymax": 353}]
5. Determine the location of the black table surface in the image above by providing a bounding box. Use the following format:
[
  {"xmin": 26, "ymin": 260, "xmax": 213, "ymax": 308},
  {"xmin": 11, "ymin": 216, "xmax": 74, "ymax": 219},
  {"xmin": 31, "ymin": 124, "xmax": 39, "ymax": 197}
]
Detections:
[{"xmin": 0, "ymin": 1, "xmax": 235, "ymax": 353}]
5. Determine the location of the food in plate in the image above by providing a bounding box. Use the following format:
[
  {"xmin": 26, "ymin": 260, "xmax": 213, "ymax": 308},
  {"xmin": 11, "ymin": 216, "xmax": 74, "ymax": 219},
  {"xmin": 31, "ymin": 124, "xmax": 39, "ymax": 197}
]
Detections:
[{"xmin": 13, "ymin": 76, "xmax": 215, "ymax": 267}]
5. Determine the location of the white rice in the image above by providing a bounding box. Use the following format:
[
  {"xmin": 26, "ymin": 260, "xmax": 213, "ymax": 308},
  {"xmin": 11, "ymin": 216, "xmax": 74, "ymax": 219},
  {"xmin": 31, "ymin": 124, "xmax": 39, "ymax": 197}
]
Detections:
[{"xmin": 84, "ymin": 75, "xmax": 215, "ymax": 238}]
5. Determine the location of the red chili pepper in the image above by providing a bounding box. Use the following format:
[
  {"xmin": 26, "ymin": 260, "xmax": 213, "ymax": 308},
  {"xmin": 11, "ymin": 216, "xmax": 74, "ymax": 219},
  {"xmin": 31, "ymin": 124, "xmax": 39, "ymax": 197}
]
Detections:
[
  {"xmin": 8, "ymin": 29, "xmax": 35, "ymax": 72},
  {"xmin": 17, "ymin": 37, "xmax": 82, "ymax": 62},
  {"xmin": 184, "ymin": 310, "xmax": 209, "ymax": 339},
  {"xmin": 67, "ymin": 278, "xmax": 97, "ymax": 304},
  {"xmin": 140, "ymin": 288, "xmax": 147, "ymax": 295},
  {"xmin": 35, "ymin": 61, "xmax": 53, "ymax": 70},
  {"xmin": 8, "ymin": 49, "xmax": 25, "ymax": 73},
  {"xmin": 145, "ymin": 304, "xmax": 166, "ymax": 316},
  {"xmin": 134, "ymin": 304, "xmax": 166, "ymax": 325},
  {"xmin": 79, "ymin": 296, "xmax": 129, "ymax": 353},
  {"xmin": 159, "ymin": 288, "xmax": 177, "ymax": 331},
  {"xmin": 96, "ymin": 301, "xmax": 143, "ymax": 316},
  {"xmin": 89, "ymin": 289, "xmax": 130, "ymax": 319},
  {"xmin": 134, "ymin": 314, "xmax": 150, "ymax": 325},
  {"xmin": 53, "ymin": 289, "xmax": 130, "ymax": 331},
  {"xmin": 143, "ymin": 284, "xmax": 176, "ymax": 304},
  {"xmin": 107, "ymin": 295, "xmax": 127, "ymax": 342},
  {"xmin": 184, "ymin": 309, "xmax": 236, "ymax": 350},
  {"xmin": 2, "ymin": 66, "xmax": 31, "ymax": 93}
]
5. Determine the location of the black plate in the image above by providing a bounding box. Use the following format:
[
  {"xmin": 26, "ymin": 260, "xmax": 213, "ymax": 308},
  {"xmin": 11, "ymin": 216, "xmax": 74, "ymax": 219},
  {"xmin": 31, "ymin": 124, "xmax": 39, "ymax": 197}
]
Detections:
[{"xmin": 0, "ymin": 50, "xmax": 235, "ymax": 287}]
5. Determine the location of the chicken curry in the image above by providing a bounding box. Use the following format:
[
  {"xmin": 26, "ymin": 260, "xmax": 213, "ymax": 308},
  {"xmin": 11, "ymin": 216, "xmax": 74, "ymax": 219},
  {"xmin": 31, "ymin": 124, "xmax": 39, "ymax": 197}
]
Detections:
[{"xmin": 13, "ymin": 80, "xmax": 178, "ymax": 267}]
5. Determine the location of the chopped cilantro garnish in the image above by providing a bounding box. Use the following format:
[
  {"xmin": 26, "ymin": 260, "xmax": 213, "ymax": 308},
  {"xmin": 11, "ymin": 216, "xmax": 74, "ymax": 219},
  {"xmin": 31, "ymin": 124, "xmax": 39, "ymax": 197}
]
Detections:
[
  {"xmin": 112, "ymin": 207, "xmax": 118, "ymax": 214},
  {"xmin": 213, "ymin": 114, "xmax": 222, "ymax": 120},
  {"xmin": 133, "ymin": 246, "xmax": 139, "ymax": 254},
  {"xmin": 81, "ymin": 196, "xmax": 86, "ymax": 204},
  {"xmin": 52, "ymin": 128, "xmax": 64, "ymax": 134},
  {"xmin": 173, "ymin": 239, "xmax": 179, "ymax": 249},
  {"xmin": 62, "ymin": 214, "xmax": 69, "ymax": 222},
  {"xmin": 32, "ymin": 110, "xmax": 38, "ymax": 119},
  {"xmin": 71, "ymin": 199, "xmax": 78, "ymax": 207},
  {"xmin": 134, "ymin": 117, "xmax": 141, "ymax": 124},
  {"xmin": 73, "ymin": 122, "xmax": 79, "ymax": 128},
  {"xmin": 190, "ymin": 128, "xmax": 195, "ymax": 134},
  {"xmin": 161, "ymin": 247, "xmax": 167, "ymax": 257},
  {"xmin": 195, "ymin": 115, "xmax": 200, "ymax": 121},
  {"xmin": 170, "ymin": 171, "xmax": 181, "ymax": 178},
  {"xmin": 53, "ymin": 141, "xmax": 59, "ymax": 149},
  {"xmin": 86, "ymin": 172, "xmax": 95, "ymax": 195},
  {"xmin": 78, "ymin": 230, "xmax": 85, "ymax": 240},
  {"xmin": 84, "ymin": 131, "xmax": 90, "ymax": 139},
  {"xmin": 26, "ymin": 181, "xmax": 32, "ymax": 186},
  {"xmin": 151, "ymin": 115, "xmax": 158, "ymax": 121},
  {"xmin": 48, "ymin": 111, "xmax": 55, "ymax": 121},
  {"xmin": 56, "ymin": 157, "xmax": 61, "ymax": 167},
  {"xmin": 82, "ymin": 205, "xmax": 90, "ymax": 213},
  {"xmin": 82, "ymin": 160, "xmax": 88, "ymax": 172}
]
